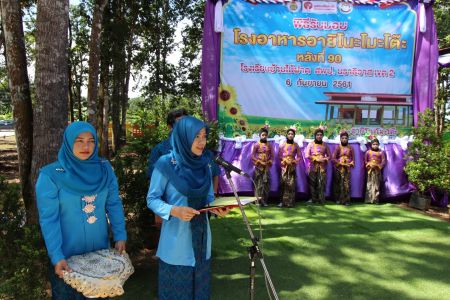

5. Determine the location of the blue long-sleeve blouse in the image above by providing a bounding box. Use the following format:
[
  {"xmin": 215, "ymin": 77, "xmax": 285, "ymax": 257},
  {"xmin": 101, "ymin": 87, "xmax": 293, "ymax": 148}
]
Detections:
[
  {"xmin": 36, "ymin": 161, "xmax": 127, "ymax": 265},
  {"xmin": 147, "ymin": 168, "xmax": 214, "ymax": 267}
]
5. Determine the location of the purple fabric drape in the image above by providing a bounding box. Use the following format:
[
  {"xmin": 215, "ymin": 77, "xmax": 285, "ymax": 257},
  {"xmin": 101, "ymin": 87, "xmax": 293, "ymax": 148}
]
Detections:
[
  {"xmin": 202, "ymin": 0, "xmax": 433, "ymax": 200},
  {"xmin": 218, "ymin": 140, "xmax": 414, "ymax": 200},
  {"xmin": 412, "ymin": 1, "xmax": 438, "ymax": 125},
  {"xmin": 201, "ymin": 0, "xmax": 221, "ymax": 121}
]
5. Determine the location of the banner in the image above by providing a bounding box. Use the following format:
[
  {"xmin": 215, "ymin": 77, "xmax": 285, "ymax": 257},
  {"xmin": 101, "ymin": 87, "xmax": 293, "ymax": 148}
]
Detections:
[{"xmin": 219, "ymin": 0, "xmax": 417, "ymax": 138}]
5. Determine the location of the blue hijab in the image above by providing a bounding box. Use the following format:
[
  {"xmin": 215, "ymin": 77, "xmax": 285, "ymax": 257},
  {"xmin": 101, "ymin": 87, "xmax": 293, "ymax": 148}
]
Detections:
[
  {"xmin": 43, "ymin": 121, "xmax": 112, "ymax": 195},
  {"xmin": 154, "ymin": 116, "xmax": 212, "ymax": 207}
]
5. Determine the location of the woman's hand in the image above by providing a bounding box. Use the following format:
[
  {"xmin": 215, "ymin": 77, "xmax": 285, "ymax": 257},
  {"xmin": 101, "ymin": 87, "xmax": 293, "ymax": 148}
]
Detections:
[
  {"xmin": 210, "ymin": 207, "xmax": 230, "ymax": 217},
  {"xmin": 54, "ymin": 259, "xmax": 72, "ymax": 278},
  {"xmin": 171, "ymin": 206, "xmax": 200, "ymax": 221},
  {"xmin": 115, "ymin": 240, "xmax": 126, "ymax": 254}
]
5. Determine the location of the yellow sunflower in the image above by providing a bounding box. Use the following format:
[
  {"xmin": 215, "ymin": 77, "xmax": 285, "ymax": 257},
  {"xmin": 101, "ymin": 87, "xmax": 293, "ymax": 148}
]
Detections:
[{"xmin": 218, "ymin": 85, "xmax": 237, "ymax": 107}]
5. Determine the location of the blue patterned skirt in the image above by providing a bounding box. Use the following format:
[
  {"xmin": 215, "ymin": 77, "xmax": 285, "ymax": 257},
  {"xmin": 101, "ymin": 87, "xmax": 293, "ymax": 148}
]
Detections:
[
  {"xmin": 158, "ymin": 259, "xmax": 211, "ymax": 300},
  {"xmin": 158, "ymin": 213, "xmax": 211, "ymax": 300}
]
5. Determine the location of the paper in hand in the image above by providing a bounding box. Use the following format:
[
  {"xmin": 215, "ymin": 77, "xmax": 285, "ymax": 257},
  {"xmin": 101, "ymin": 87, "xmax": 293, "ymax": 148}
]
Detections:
[{"xmin": 198, "ymin": 197, "xmax": 257, "ymax": 212}]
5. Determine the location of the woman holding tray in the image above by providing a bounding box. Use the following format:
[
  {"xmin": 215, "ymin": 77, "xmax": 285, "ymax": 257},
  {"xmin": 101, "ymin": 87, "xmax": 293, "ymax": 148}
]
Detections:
[
  {"xmin": 147, "ymin": 116, "xmax": 229, "ymax": 300},
  {"xmin": 36, "ymin": 121, "xmax": 127, "ymax": 299}
]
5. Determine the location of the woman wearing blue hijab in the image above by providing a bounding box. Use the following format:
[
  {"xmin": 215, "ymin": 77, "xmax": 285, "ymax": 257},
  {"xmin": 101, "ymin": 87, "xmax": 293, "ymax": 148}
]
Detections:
[
  {"xmin": 147, "ymin": 116, "xmax": 229, "ymax": 300},
  {"xmin": 36, "ymin": 121, "xmax": 127, "ymax": 300}
]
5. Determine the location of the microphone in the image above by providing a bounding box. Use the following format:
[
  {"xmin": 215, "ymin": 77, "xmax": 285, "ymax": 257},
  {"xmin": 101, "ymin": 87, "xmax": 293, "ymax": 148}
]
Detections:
[{"xmin": 214, "ymin": 156, "xmax": 251, "ymax": 178}]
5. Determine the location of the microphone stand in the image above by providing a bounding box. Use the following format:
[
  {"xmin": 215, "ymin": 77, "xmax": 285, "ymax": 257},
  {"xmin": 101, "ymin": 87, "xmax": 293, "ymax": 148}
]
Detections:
[{"xmin": 223, "ymin": 169, "xmax": 279, "ymax": 300}]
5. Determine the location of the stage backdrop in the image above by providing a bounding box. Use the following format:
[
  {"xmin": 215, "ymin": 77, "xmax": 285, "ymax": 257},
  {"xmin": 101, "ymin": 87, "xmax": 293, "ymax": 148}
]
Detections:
[{"xmin": 219, "ymin": 0, "xmax": 417, "ymax": 138}]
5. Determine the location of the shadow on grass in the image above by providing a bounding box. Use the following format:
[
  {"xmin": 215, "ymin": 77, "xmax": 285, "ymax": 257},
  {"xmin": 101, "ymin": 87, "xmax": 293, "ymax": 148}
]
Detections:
[
  {"xmin": 118, "ymin": 204, "xmax": 450, "ymax": 300},
  {"xmin": 211, "ymin": 203, "xmax": 450, "ymax": 299}
]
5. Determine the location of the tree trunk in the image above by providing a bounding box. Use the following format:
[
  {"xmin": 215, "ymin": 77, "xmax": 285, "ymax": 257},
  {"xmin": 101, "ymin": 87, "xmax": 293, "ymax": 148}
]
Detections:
[
  {"xmin": 109, "ymin": 0, "xmax": 128, "ymax": 153},
  {"xmin": 1, "ymin": 0, "xmax": 34, "ymax": 223},
  {"xmin": 111, "ymin": 61, "xmax": 122, "ymax": 153},
  {"xmin": 68, "ymin": 17, "xmax": 74, "ymax": 122},
  {"xmin": 86, "ymin": 0, "xmax": 107, "ymax": 126},
  {"xmin": 31, "ymin": 0, "xmax": 69, "ymax": 224},
  {"xmin": 76, "ymin": 64, "xmax": 82, "ymax": 120},
  {"xmin": 101, "ymin": 93, "xmax": 110, "ymax": 158},
  {"xmin": 97, "ymin": 56, "xmax": 110, "ymax": 158}
]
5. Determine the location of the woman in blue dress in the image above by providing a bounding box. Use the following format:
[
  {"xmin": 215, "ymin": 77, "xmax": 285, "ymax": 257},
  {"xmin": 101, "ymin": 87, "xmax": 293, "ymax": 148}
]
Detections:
[
  {"xmin": 147, "ymin": 116, "xmax": 228, "ymax": 300},
  {"xmin": 36, "ymin": 121, "xmax": 127, "ymax": 300}
]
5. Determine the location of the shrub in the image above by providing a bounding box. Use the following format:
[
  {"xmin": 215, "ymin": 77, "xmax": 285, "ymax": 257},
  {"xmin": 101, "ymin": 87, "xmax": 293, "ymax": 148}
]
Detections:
[
  {"xmin": 404, "ymin": 109, "xmax": 450, "ymax": 193},
  {"xmin": 113, "ymin": 125, "xmax": 161, "ymax": 254},
  {"xmin": 0, "ymin": 177, "xmax": 48, "ymax": 299}
]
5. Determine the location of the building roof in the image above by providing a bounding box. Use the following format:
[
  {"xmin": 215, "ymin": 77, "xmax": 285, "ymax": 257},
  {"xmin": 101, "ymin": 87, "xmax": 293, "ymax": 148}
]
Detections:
[{"xmin": 315, "ymin": 100, "xmax": 413, "ymax": 106}]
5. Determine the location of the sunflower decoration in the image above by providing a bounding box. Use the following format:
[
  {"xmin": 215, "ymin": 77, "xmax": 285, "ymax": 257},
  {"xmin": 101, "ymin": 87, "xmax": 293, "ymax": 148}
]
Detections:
[
  {"xmin": 236, "ymin": 118, "xmax": 248, "ymax": 132},
  {"xmin": 226, "ymin": 102, "xmax": 246, "ymax": 126},
  {"xmin": 218, "ymin": 84, "xmax": 250, "ymax": 136},
  {"xmin": 218, "ymin": 85, "xmax": 237, "ymax": 108}
]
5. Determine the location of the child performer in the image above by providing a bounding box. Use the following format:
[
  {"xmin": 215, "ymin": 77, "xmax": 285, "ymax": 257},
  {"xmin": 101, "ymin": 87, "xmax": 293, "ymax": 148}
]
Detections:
[
  {"xmin": 251, "ymin": 127, "xmax": 273, "ymax": 207},
  {"xmin": 332, "ymin": 131, "xmax": 354, "ymax": 205},
  {"xmin": 305, "ymin": 128, "xmax": 331, "ymax": 204},
  {"xmin": 278, "ymin": 128, "xmax": 302, "ymax": 207},
  {"xmin": 364, "ymin": 138, "xmax": 386, "ymax": 204}
]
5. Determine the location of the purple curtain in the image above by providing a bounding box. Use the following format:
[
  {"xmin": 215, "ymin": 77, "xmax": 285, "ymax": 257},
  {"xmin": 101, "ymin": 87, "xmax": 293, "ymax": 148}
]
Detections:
[
  {"xmin": 218, "ymin": 140, "xmax": 414, "ymax": 200},
  {"xmin": 202, "ymin": 0, "xmax": 435, "ymax": 200},
  {"xmin": 201, "ymin": 0, "xmax": 221, "ymax": 121},
  {"xmin": 412, "ymin": 0, "xmax": 438, "ymax": 125}
]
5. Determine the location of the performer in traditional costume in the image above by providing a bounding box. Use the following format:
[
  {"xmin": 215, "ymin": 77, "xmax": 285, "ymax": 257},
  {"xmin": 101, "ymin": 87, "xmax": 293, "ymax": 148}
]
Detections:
[
  {"xmin": 332, "ymin": 131, "xmax": 354, "ymax": 205},
  {"xmin": 278, "ymin": 128, "xmax": 302, "ymax": 207},
  {"xmin": 305, "ymin": 128, "xmax": 331, "ymax": 204},
  {"xmin": 251, "ymin": 127, "xmax": 274, "ymax": 206},
  {"xmin": 36, "ymin": 121, "xmax": 127, "ymax": 300},
  {"xmin": 365, "ymin": 138, "xmax": 386, "ymax": 204},
  {"xmin": 147, "ymin": 116, "xmax": 228, "ymax": 300}
]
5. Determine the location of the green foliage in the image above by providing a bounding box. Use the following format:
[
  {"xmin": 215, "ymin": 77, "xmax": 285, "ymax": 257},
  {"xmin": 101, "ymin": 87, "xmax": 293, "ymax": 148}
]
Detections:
[
  {"xmin": 113, "ymin": 113, "xmax": 162, "ymax": 254},
  {"xmin": 178, "ymin": 0, "xmax": 205, "ymax": 99},
  {"xmin": 435, "ymin": 0, "xmax": 450, "ymax": 48},
  {"xmin": 0, "ymin": 177, "xmax": 48, "ymax": 300},
  {"xmin": 0, "ymin": 63, "xmax": 11, "ymax": 116},
  {"xmin": 404, "ymin": 109, "xmax": 450, "ymax": 193}
]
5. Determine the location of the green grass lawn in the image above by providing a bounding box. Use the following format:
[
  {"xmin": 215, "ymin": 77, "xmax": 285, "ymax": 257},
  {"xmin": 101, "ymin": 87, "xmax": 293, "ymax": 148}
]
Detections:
[{"xmin": 118, "ymin": 203, "xmax": 450, "ymax": 300}]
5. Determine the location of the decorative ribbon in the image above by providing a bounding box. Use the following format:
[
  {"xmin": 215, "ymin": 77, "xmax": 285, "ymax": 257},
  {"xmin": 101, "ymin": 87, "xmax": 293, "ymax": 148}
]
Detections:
[
  {"xmin": 419, "ymin": 2, "xmax": 426, "ymax": 33},
  {"xmin": 214, "ymin": 0, "xmax": 224, "ymax": 33}
]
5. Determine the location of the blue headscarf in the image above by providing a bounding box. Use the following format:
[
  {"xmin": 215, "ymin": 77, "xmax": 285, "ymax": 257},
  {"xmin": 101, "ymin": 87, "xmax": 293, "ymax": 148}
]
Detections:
[
  {"xmin": 154, "ymin": 116, "xmax": 212, "ymax": 207},
  {"xmin": 43, "ymin": 121, "xmax": 112, "ymax": 195}
]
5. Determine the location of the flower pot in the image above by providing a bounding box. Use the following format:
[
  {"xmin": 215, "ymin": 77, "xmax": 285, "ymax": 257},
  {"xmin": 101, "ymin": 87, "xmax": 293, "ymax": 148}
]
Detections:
[{"xmin": 409, "ymin": 191, "xmax": 431, "ymax": 211}]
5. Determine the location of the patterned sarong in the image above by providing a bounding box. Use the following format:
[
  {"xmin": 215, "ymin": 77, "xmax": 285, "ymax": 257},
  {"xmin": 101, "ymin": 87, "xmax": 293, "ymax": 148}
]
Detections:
[
  {"xmin": 280, "ymin": 164, "xmax": 296, "ymax": 207},
  {"xmin": 365, "ymin": 168, "xmax": 382, "ymax": 204},
  {"xmin": 159, "ymin": 213, "xmax": 211, "ymax": 300},
  {"xmin": 254, "ymin": 167, "xmax": 270, "ymax": 205},
  {"xmin": 309, "ymin": 166, "xmax": 326, "ymax": 204},
  {"xmin": 333, "ymin": 167, "xmax": 351, "ymax": 204}
]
